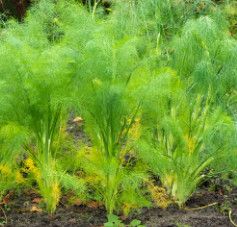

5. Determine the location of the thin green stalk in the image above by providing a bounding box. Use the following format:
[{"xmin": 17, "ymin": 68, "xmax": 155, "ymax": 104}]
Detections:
[{"xmin": 92, "ymin": 0, "xmax": 101, "ymax": 19}]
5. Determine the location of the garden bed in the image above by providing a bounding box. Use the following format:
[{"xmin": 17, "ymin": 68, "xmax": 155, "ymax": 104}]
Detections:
[
  {"xmin": 0, "ymin": 1, "xmax": 237, "ymax": 227},
  {"xmin": 3, "ymin": 186, "xmax": 237, "ymax": 227}
]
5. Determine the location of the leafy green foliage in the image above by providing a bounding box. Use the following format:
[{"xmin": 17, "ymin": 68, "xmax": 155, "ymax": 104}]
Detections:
[
  {"xmin": 0, "ymin": 0, "xmax": 236, "ymax": 218},
  {"xmin": 172, "ymin": 16, "xmax": 237, "ymax": 105},
  {"xmin": 138, "ymin": 72, "xmax": 236, "ymax": 206},
  {"xmin": 78, "ymin": 83, "xmax": 149, "ymax": 215},
  {"xmin": 104, "ymin": 214, "xmax": 144, "ymax": 227}
]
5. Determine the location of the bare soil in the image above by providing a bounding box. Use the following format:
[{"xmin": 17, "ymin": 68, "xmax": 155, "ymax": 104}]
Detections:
[{"xmin": 1, "ymin": 186, "xmax": 237, "ymax": 227}]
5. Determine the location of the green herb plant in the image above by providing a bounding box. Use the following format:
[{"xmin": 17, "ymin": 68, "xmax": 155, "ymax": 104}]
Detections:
[
  {"xmin": 139, "ymin": 72, "xmax": 235, "ymax": 206},
  {"xmin": 78, "ymin": 82, "xmax": 149, "ymax": 215}
]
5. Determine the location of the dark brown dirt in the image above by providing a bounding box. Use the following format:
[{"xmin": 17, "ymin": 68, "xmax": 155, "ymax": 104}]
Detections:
[{"xmin": 1, "ymin": 187, "xmax": 237, "ymax": 227}]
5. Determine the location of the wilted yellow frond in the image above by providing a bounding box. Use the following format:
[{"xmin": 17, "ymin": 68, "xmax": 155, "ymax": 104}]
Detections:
[
  {"xmin": 15, "ymin": 171, "xmax": 25, "ymax": 184},
  {"xmin": 129, "ymin": 118, "xmax": 141, "ymax": 140},
  {"xmin": 52, "ymin": 182, "xmax": 61, "ymax": 205},
  {"xmin": 24, "ymin": 158, "xmax": 35, "ymax": 171},
  {"xmin": 148, "ymin": 181, "xmax": 171, "ymax": 209},
  {"xmin": 23, "ymin": 158, "xmax": 41, "ymax": 180}
]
